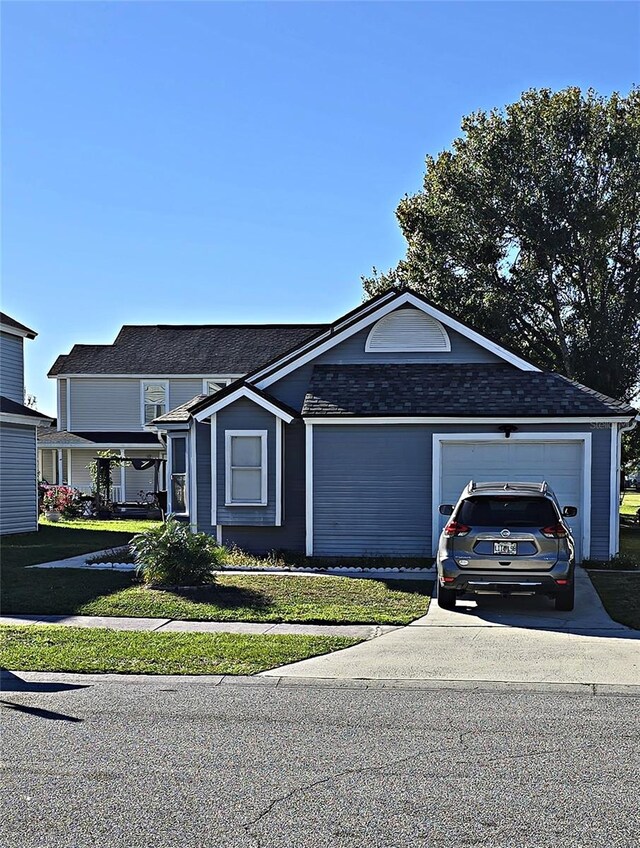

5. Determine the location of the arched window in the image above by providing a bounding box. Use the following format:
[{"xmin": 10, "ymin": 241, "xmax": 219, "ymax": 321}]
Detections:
[{"xmin": 365, "ymin": 309, "xmax": 450, "ymax": 352}]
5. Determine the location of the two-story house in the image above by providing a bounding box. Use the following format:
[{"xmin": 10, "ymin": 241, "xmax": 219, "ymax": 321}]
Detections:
[
  {"xmin": 0, "ymin": 313, "xmax": 52, "ymax": 534},
  {"xmin": 39, "ymin": 322, "xmax": 327, "ymax": 503}
]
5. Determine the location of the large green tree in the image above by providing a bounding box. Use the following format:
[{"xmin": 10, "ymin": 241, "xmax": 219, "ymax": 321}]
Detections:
[{"xmin": 364, "ymin": 87, "xmax": 640, "ymax": 403}]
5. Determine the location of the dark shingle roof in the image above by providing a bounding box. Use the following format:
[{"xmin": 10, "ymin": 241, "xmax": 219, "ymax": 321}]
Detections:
[
  {"xmin": 37, "ymin": 430, "xmax": 163, "ymax": 447},
  {"xmin": 0, "ymin": 313, "xmax": 37, "ymax": 339},
  {"xmin": 48, "ymin": 324, "xmax": 329, "ymax": 376},
  {"xmin": 302, "ymin": 365, "xmax": 637, "ymax": 418},
  {"xmin": 1, "ymin": 395, "xmax": 51, "ymax": 420}
]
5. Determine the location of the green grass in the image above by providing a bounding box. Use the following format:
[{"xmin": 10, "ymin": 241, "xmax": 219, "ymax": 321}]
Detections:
[
  {"xmin": 1, "ymin": 519, "xmax": 432, "ymax": 625},
  {"xmin": 589, "ymin": 572, "xmax": 640, "ymax": 630},
  {"xmin": 73, "ymin": 575, "xmax": 433, "ymax": 624},
  {"xmin": 620, "ymin": 492, "xmax": 640, "ymax": 517},
  {"xmin": 1, "ymin": 518, "xmax": 159, "ymax": 568},
  {"xmin": 0, "ymin": 625, "xmax": 359, "ymax": 675}
]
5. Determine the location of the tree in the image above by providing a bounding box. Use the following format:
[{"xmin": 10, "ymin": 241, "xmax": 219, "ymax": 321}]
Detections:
[{"xmin": 363, "ymin": 87, "xmax": 640, "ymax": 402}]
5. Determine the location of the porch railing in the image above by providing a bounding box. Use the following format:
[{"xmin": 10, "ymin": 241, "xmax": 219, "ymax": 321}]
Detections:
[{"xmin": 74, "ymin": 484, "xmax": 123, "ymax": 502}]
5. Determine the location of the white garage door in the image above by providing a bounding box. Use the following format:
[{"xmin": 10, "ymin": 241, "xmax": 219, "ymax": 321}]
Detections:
[{"xmin": 438, "ymin": 440, "xmax": 585, "ymax": 561}]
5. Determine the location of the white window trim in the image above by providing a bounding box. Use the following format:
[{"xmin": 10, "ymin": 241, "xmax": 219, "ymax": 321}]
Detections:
[
  {"xmin": 202, "ymin": 377, "xmax": 234, "ymax": 395},
  {"xmin": 140, "ymin": 380, "xmax": 169, "ymax": 427},
  {"xmin": 167, "ymin": 435, "xmax": 189, "ymax": 517},
  {"xmin": 431, "ymin": 432, "xmax": 592, "ymax": 562},
  {"xmin": 224, "ymin": 430, "xmax": 268, "ymax": 507}
]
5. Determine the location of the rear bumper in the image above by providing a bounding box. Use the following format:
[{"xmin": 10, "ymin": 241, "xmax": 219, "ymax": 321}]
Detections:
[{"xmin": 437, "ymin": 557, "xmax": 573, "ymax": 596}]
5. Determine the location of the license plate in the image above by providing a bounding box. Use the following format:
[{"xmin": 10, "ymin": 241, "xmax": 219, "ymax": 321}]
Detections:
[{"xmin": 493, "ymin": 541, "xmax": 517, "ymax": 555}]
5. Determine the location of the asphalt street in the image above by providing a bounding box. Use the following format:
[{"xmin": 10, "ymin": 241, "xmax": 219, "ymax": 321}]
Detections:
[{"xmin": 1, "ymin": 676, "xmax": 639, "ymax": 848}]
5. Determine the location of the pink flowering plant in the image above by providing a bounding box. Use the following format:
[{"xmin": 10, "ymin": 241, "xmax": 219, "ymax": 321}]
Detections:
[{"xmin": 40, "ymin": 485, "xmax": 84, "ymax": 518}]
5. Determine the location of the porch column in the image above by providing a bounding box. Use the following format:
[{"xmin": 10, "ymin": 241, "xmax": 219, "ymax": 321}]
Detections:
[
  {"xmin": 120, "ymin": 449, "xmax": 126, "ymax": 503},
  {"xmin": 66, "ymin": 450, "xmax": 72, "ymax": 485},
  {"xmin": 57, "ymin": 449, "xmax": 63, "ymax": 484}
]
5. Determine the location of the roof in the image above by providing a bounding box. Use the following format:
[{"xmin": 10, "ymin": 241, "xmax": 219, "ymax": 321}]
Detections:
[
  {"xmin": 152, "ymin": 394, "xmax": 208, "ymax": 424},
  {"xmin": 48, "ymin": 324, "xmax": 329, "ymax": 376},
  {"xmin": 37, "ymin": 430, "xmax": 163, "ymax": 447},
  {"xmin": 301, "ymin": 365, "xmax": 638, "ymax": 417},
  {"xmin": 0, "ymin": 313, "xmax": 37, "ymax": 339},
  {"xmin": 0, "ymin": 396, "xmax": 51, "ymax": 420}
]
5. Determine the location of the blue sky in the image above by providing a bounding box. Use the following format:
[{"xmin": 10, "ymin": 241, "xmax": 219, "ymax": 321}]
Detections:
[{"xmin": 2, "ymin": 1, "xmax": 639, "ymax": 416}]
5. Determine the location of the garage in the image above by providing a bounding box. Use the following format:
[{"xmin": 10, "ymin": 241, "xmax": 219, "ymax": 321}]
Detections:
[{"xmin": 434, "ymin": 435, "xmax": 588, "ymax": 562}]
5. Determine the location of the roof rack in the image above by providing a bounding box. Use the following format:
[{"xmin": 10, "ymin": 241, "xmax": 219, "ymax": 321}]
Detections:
[{"xmin": 465, "ymin": 480, "xmax": 550, "ymax": 494}]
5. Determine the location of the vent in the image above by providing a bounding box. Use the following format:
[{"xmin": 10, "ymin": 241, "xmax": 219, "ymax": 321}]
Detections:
[{"xmin": 365, "ymin": 309, "xmax": 450, "ymax": 352}]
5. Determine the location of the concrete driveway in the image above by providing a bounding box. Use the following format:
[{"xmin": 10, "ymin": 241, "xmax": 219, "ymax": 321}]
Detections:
[{"xmin": 263, "ymin": 568, "xmax": 640, "ymax": 687}]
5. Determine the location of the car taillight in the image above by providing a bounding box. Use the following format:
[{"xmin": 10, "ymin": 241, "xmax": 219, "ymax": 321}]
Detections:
[
  {"xmin": 541, "ymin": 523, "xmax": 568, "ymax": 538},
  {"xmin": 444, "ymin": 520, "xmax": 471, "ymax": 537}
]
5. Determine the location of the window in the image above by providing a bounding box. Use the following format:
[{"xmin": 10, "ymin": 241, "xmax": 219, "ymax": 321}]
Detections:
[
  {"xmin": 170, "ymin": 436, "xmax": 187, "ymax": 514},
  {"xmin": 225, "ymin": 431, "xmax": 267, "ymax": 506},
  {"xmin": 142, "ymin": 381, "xmax": 168, "ymax": 424},
  {"xmin": 457, "ymin": 496, "xmax": 558, "ymax": 527},
  {"xmin": 203, "ymin": 378, "xmax": 232, "ymax": 395}
]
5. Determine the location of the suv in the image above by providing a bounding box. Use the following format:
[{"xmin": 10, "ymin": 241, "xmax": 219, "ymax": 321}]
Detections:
[{"xmin": 436, "ymin": 481, "xmax": 577, "ymax": 612}]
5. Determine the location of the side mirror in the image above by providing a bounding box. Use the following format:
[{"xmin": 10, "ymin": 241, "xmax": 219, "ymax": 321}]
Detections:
[
  {"xmin": 439, "ymin": 504, "xmax": 454, "ymax": 516},
  {"xmin": 562, "ymin": 506, "xmax": 578, "ymax": 517}
]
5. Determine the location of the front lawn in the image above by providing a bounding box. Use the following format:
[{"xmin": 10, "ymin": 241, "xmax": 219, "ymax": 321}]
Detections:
[
  {"xmin": 1, "ymin": 519, "xmax": 432, "ymax": 625},
  {"xmin": 620, "ymin": 491, "xmax": 640, "ymax": 518},
  {"xmin": 588, "ymin": 572, "xmax": 640, "ymax": 630},
  {"xmin": 0, "ymin": 625, "xmax": 359, "ymax": 675}
]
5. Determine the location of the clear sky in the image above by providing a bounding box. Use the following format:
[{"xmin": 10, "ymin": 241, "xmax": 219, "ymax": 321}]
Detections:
[{"xmin": 2, "ymin": 1, "xmax": 639, "ymax": 416}]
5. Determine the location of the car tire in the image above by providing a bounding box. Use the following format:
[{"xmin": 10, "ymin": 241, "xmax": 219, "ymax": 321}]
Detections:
[
  {"xmin": 438, "ymin": 585, "xmax": 457, "ymax": 610},
  {"xmin": 554, "ymin": 582, "xmax": 575, "ymax": 612}
]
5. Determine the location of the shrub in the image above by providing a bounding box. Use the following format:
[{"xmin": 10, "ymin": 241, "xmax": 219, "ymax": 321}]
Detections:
[
  {"xmin": 40, "ymin": 484, "xmax": 85, "ymax": 518},
  {"xmin": 130, "ymin": 517, "xmax": 227, "ymax": 586}
]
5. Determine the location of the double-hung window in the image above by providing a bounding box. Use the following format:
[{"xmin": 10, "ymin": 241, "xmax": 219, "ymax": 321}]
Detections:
[
  {"xmin": 225, "ymin": 431, "xmax": 267, "ymax": 506},
  {"xmin": 142, "ymin": 381, "xmax": 168, "ymax": 424}
]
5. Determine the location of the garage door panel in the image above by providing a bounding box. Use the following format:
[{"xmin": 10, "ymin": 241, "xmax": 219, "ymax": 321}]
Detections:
[{"xmin": 439, "ymin": 441, "xmax": 584, "ymax": 561}]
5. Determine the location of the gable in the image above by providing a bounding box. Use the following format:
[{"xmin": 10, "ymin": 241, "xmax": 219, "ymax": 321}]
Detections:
[
  {"xmin": 365, "ymin": 308, "xmax": 450, "ymax": 352},
  {"xmin": 253, "ymin": 292, "xmax": 539, "ymax": 391}
]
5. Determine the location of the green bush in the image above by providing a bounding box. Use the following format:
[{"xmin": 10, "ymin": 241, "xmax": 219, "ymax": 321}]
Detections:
[{"xmin": 130, "ymin": 518, "xmax": 227, "ymax": 586}]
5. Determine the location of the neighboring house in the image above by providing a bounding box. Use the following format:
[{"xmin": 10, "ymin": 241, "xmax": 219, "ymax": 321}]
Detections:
[
  {"xmin": 40, "ymin": 323, "xmax": 327, "ymax": 502},
  {"xmin": 0, "ymin": 313, "xmax": 52, "ymax": 535},
  {"xmin": 151, "ymin": 290, "xmax": 638, "ymax": 563}
]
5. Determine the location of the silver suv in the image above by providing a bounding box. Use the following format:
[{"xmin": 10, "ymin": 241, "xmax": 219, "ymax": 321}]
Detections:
[{"xmin": 436, "ymin": 481, "xmax": 577, "ymax": 611}]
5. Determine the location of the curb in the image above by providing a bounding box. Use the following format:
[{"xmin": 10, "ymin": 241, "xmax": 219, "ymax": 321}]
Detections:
[{"xmin": 2, "ymin": 670, "xmax": 639, "ymax": 697}]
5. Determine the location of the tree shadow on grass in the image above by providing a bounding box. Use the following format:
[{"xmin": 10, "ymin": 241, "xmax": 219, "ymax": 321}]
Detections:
[
  {"xmin": 372, "ymin": 579, "xmax": 435, "ymax": 597},
  {"xmin": 154, "ymin": 583, "xmax": 273, "ymax": 612}
]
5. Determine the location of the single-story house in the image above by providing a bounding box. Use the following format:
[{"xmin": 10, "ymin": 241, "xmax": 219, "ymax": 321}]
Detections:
[{"xmin": 151, "ymin": 290, "xmax": 638, "ymax": 562}]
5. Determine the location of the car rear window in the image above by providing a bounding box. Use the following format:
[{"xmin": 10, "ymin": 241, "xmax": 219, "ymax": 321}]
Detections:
[{"xmin": 456, "ymin": 496, "xmax": 558, "ymax": 527}]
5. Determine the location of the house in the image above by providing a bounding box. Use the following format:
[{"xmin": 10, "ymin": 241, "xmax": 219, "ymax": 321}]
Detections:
[
  {"xmin": 150, "ymin": 290, "xmax": 637, "ymax": 563},
  {"xmin": 0, "ymin": 314, "xmax": 52, "ymax": 534},
  {"xmin": 40, "ymin": 322, "xmax": 327, "ymax": 502}
]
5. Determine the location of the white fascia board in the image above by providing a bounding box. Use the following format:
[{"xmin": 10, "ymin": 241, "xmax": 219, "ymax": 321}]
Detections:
[
  {"xmin": 0, "ymin": 412, "xmax": 52, "ymax": 426},
  {"xmin": 54, "ymin": 373, "xmax": 244, "ymax": 379},
  {"xmin": 146, "ymin": 423, "xmax": 190, "ymax": 431},
  {"xmin": 255, "ymin": 292, "xmax": 540, "ymax": 390},
  {"xmin": 0, "ymin": 322, "xmax": 33, "ymax": 339},
  {"xmin": 305, "ymin": 416, "xmax": 630, "ymax": 425},
  {"xmin": 193, "ymin": 386, "xmax": 295, "ymax": 423},
  {"xmin": 40, "ymin": 441, "xmax": 164, "ymax": 450}
]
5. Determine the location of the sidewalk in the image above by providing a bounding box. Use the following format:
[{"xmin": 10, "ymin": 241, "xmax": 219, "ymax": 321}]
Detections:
[{"xmin": 0, "ymin": 613, "xmax": 396, "ymax": 640}]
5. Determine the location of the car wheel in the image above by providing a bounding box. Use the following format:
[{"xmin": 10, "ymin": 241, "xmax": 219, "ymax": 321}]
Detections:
[
  {"xmin": 555, "ymin": 582, "xmax": 575, "ymax": 612},
  {"xmin": 438, "ymin": 585, "xmax": 457, "ymax": 610}
]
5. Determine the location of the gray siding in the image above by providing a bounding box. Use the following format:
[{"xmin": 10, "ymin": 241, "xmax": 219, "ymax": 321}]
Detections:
[
  {"xmin": 70, "ymin": 378, "xmax": 142, "ymax": 431},
  {"xmin": 0, "ymin": 423, "xmax": 38, "ymax": 534},
  {"xmin": 313, "ymin": 425, "xmax": 432, "ymax": 556},
  {"xmin": 589, "ymin": 426, "xmax": 612, "ymax": 560},
  {"xmin": 59, "ymin": 380, "xmax": 67, "ymax": 430},
  {"xmin": 69, "ymin": 449, "xmax": 94, "ymax": 490},
  {"xmin": 0, "ymin": 332, "xmax": 24, "ymax": 404},
  {"xmin": 215, "ymin": 399, "xmax": 277, "ymax": 526},
  {"xmin": 169, "ymin": 379, "xmax": 203, "ymax": 409},
  {"xmin": 39, "ymin": 448, "xmax": 57, "ymax": 483},
  {"xmin": 220, "ymin": 420, "xmax": 306, "ymax": 553},
  {"xmin": 195, "ymin": 422, "xmax": 214, "ymax": 533},
  {"xmin": 317, "ymin": 321, "xmax": 504, "ymax": 366}
]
